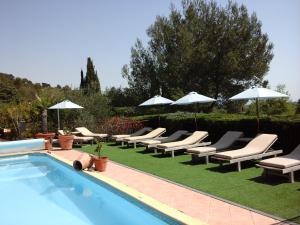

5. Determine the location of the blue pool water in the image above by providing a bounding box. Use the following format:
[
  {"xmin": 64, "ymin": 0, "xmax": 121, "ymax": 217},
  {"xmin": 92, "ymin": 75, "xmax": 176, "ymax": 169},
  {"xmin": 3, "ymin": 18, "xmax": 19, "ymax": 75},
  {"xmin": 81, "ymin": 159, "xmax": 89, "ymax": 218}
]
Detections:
[{"xmin": 0, "ymin": 154, "xmax": 181, "ymax": 225}]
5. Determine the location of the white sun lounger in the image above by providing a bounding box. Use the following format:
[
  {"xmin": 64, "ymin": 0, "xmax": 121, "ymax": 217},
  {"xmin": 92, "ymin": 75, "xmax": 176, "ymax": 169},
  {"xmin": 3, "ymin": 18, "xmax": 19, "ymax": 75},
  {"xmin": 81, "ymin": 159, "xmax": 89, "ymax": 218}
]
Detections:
[
  {"xmin": 212, "ymin": 134, "xmax": 282, "ymax": 172},
  {"xmin": 139, "ymin": 130, "xmax": 189, "ymax": 152},
  {"xmin": 111, "ymin": 127, "xmax": 153, "ymax": 143},
  {"xmin": 75, "ymin": 127, "xmax": 108, "ymax": 139},
  {"xmin": 156, "ymin": 131, "xmax": 210, "ymax": 158},
  {"xmin": 57, "ymin": 130, "xmax": 94, "ymax": 145},
  {"xmin": 122, "ymin": 128, "xmax": 166, "ymax": 148},
  {"xmin": 186, "ymin": 131, "xmax": 244, "ymax": 164},
  {"xmin": 257, "ymin": 144, "xmax": 300, "ymax": 183}
]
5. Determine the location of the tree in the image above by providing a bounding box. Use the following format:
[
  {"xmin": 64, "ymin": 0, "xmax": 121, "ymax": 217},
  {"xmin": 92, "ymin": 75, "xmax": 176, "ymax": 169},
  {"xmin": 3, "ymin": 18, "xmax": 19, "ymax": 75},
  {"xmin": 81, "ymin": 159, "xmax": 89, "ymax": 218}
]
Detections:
[
  {"xmin": 80, "ymin": 57, "xmax": 101, "ymax": 95},
  {"xmin": 123, "ymin": 0, "xmax": 273, "ymax": 101},
  {"xmin": 79, "ymin": 69, "xmax": 86, "ymax": 90}
]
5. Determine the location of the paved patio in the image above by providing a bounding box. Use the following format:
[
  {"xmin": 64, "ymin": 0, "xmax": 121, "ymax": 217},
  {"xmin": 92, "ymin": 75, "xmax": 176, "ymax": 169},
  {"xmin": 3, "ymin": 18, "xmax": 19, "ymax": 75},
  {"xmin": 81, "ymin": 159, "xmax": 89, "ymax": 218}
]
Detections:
[{"xmin": 52, "ymin": 149, "xmax": 286, "ymax": 225}]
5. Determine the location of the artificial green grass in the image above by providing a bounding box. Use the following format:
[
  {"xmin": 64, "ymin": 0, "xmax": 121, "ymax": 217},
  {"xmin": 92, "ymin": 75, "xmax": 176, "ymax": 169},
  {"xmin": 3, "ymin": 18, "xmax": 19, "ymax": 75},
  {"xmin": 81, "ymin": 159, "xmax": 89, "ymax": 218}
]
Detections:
[{"xmin": 81, "ymin": 143, "xmax": 300, "ymax": 223}]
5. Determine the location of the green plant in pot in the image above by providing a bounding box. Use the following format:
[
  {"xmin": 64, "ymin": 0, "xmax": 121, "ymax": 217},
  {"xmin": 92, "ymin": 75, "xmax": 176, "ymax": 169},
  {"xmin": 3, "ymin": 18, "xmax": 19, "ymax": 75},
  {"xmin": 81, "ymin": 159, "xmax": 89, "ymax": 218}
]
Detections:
[
  {"xmin": 58, "ymin": 128, "xmax": 74, "ymax": 150},
  {"xmin": 93, "ymin": 141, "xmax": 108, "ymax": 172}
]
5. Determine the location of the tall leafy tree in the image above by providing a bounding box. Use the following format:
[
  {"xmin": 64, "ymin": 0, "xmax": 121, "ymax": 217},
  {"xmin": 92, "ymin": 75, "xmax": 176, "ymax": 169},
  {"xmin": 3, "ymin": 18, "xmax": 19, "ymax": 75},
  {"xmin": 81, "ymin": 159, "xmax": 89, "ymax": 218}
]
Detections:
[{"xmin": 123, "ymin": 0, "xmax": 274, "ymax": 102}]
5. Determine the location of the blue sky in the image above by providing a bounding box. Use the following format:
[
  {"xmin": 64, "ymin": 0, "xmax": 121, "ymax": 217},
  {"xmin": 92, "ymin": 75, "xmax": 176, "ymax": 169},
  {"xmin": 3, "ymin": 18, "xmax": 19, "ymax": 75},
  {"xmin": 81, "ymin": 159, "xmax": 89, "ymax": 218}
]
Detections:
[{"xmin": 0, "ymin": 0, "xmax": 299, "ymax": 100}]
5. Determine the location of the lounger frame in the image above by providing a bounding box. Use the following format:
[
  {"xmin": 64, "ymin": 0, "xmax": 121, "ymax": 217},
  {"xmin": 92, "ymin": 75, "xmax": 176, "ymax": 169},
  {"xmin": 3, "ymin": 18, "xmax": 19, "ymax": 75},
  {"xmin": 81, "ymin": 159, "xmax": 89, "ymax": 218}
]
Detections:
[
  {"xmin": 123, "ymin": 131, "xmax": 166, "ymax": 148},
  {"xmin": 256, "ymin": 164, "xmax": 300, "ymax": 183},
  {"xmin": 186, "ymin": 150, "xmax": 217, "ymax": 164},
  {"xmin": 212, "ymin": 149, "xmax": 283, "ymax": 172},
  {"xmin": 157, "ymin": 141, "xmax": 211, "ymax": 158}
]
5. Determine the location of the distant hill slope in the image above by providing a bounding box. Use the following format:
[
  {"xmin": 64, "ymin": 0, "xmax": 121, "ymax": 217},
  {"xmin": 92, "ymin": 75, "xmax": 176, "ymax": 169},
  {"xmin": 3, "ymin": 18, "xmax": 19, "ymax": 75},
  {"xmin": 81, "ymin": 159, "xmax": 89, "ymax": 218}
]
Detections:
[{"xmin": 0, "ymin": 72, "xmax": 53, "ymax": 103}]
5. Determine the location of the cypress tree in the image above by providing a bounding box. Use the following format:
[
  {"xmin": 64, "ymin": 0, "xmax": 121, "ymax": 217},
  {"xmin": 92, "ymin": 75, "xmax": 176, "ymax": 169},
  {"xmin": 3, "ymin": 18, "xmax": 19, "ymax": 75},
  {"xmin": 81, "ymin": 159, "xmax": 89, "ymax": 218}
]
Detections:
[
  {"xmin": 80, "ymin": 57, "xmax": 101, "ymax": 95},
  {"xmin": 79, "ymin": 69, "xmax": 86, "ymax": 90}
]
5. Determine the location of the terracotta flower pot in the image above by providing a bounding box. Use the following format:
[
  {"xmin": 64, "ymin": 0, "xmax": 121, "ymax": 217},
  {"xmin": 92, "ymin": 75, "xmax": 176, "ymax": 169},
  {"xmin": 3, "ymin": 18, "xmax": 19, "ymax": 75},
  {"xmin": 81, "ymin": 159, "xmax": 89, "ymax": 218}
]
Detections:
[
  {"xmin": 58, "ymin": 135, "xmax": 74, "ymax": 150},
  {"xmin": 93, "ymin": 157, "xmax": 108, "ymax": 172},
  {"xmin": 35, "ymin": 133, "xmax": 55, "ymax": 150}
]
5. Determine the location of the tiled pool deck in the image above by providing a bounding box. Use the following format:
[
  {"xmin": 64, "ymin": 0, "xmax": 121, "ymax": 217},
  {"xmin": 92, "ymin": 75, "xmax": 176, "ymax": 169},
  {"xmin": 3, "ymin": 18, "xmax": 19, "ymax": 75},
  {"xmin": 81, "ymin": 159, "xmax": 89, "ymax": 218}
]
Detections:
[{"xmin": 52, "ymin": 149, "xmax": 288, "ymax": 225}]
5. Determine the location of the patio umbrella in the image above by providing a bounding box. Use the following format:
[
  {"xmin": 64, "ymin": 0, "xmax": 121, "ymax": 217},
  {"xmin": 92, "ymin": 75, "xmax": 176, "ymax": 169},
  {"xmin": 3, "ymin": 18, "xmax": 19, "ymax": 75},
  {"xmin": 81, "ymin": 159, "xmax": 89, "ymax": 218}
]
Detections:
[
  {"xmin": 139, "ymin": 95, "xmax": 174, "ymax": 126},
  {"xmin": 49, "ymin": 100, "xmax": 83, "ymax": 130},
  {"xmin": 172, "ymin": 92, "xmax": 216, "ymax": 130},
  {"xmin": 229, "ymin": 87, "xmax": 288, "ymax": 132}
]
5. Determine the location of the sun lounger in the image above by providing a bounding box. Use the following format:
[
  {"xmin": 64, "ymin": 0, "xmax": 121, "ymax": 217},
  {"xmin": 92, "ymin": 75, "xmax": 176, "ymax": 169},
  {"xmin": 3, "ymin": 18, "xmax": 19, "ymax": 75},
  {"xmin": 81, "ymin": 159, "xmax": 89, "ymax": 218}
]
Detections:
[
  {"xmin": 57, "ymin": 130, "xmax": 94, "ymax": 145},
  {"xmin": 75, "ymin": 127, "xmax": 108, "ymax": 139},
  {"xmin": 156, "ymin": 131, "xmax": 210, "ymax": 158},
  {"xmin": 139, "ymin": 130, "xmax": 189, "ymax": 152},
  {"xmin": 186, "ymin": 131, "xmax": 244, "ymax": 164},
  {"xmin": 212, "ymin": 134, "xmax": 282, "ymax": 171},
  {"xmin": 257, "ymin": 144, "xmax": 300, "ymax": 183},
  {"xmin": 122, "ymin": 128, "xmax": 166, "ymax": 148},
  {"xmin": 111, "ymin": 127, "xmax": 153, "ymax": 143}
]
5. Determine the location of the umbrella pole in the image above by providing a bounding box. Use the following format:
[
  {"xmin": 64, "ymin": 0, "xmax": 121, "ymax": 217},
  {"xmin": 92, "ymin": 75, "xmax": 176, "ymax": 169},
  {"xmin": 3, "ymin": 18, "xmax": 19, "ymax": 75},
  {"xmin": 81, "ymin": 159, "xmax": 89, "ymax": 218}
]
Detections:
[
  {"xmin": 57, "ymin": 109, "xmax": 60, "ymax": 130},
  {"xmin": 158, "ymin": 113, "xmax": 161, "ymax": 127},
  {"xmin": 256, "ymin": 98, "xmax": 259, "ymax": 133},
  {"xmin": 194, "ymin": 112, "xmax": 197, "ymax": 130}
]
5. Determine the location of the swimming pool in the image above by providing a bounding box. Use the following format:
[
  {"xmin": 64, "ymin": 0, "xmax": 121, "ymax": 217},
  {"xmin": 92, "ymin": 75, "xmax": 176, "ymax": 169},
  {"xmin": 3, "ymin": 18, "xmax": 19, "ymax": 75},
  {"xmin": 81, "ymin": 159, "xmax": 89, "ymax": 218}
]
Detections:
[{"xmin": 0, "ymin": 154, "xmax": 182, "ymax": 225}]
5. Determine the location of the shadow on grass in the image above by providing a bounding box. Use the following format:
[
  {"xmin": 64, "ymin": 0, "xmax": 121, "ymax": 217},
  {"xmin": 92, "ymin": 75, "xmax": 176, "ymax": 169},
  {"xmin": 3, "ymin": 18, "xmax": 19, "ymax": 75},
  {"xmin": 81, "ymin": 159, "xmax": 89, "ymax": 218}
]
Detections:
[
  {"xmin": 273, "ymin": 215, "xmax": 300, "ymax": 224},
  {"xmin": 106, "ymin": 143, "xmax": 120, "ymax": 147},
  {"xmin": 207, "ymin": 161, "xmax": 256, "ymax": 173},
  {"xmin": 248, "ymin": 175, "xmax": 289, "ymax": 186},
  {"xmin": 180, "ymin": 159, "xmax": 206, "ymax": 165},
  {"xmin": 136, "ymin": 149, "xmax": 152, "ymax": 154},
  {"xmin": 151, "ymin": 153, "xmax": 170, "ymax": 159}
]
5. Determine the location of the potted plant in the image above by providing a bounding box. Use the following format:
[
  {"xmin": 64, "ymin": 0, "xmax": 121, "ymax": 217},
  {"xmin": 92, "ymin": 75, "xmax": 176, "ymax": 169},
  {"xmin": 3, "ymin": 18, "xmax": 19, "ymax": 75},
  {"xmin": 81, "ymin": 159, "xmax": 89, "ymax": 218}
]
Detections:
[
  {"xmin": 93, "ymin": 141, "xmax": 108, "ymax": 172},
  {"xmin": 58, "ymin": 128, "xmax": 74, "ymax": 150}
]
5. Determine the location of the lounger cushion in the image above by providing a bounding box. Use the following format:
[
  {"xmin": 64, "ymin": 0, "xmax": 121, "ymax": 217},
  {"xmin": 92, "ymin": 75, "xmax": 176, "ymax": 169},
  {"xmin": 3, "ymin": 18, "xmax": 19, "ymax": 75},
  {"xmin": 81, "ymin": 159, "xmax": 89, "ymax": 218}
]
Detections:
[
  {"xmin": 214, "ymin": 134, "xmax": 277, "ymax": 159},
  {"xmin": 139, "ymin": 139, "xmax": 161, "ymax": 145},
  {"xmin": 123, "ymin": 128, "xmax": 166, "ymax": 141},
  {"xmin": 259, "ymin": 157, "xmax": 300, "ymax": 169},
  {"xmin": 187, "ymin": 146, "xmax": 216, "ymax": 154},
  {"xmin": 112, "ymin": 134, "xmax": 130, "ymax": 139},
  {"xmin": 259, "ymin": 144, "xmax": 300, "ymax": 169},
  {"xmin": 157, "ymin": 131, "xmax": 208, "ymax": 149},
  {"xmin": 76, "ymin": 127, "xmax": 108, "ymax": 138}
]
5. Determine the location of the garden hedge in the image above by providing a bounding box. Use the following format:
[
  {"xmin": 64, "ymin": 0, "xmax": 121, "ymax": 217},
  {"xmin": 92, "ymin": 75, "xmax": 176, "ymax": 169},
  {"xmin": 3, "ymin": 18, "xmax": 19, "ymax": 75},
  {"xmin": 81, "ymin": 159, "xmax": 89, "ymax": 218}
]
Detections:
[{"xmin": 133, "ymin": 113, "xmax": 300, "ymax": 154}]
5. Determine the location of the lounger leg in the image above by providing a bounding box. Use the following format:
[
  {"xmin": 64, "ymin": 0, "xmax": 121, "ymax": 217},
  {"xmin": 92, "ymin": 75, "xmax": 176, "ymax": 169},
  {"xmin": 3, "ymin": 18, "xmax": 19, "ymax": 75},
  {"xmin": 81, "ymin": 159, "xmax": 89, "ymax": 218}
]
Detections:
[
  {"xmin": 205, "ymin": 155, "xmax": 209, "ymax": 164},
  {"xmin": 171, "ymin": 151, "xmax": 174, "ymax": 158},
  {"xmin": 237, "ymin": 162, "xmax": 241, "ymax": 172},
  {"xmin": 290, "ymin": 172, "xmax": 294, "ymax": 183},
  {"xmin": 154, "ymin": 149, "xmax": 157, "ymax": 154},
  {"xmin": 121, "ymin": 141, "xmax": 124, "ymax": 147},
  {"xmin": 134, "ymin": 142, "xmax": 136, "ymax": 148}
]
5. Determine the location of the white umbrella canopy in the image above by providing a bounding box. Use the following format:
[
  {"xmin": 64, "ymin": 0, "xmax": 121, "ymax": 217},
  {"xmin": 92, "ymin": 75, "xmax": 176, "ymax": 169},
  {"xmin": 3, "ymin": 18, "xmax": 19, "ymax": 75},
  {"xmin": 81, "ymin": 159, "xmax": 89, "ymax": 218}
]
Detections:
[
  {"xmin": 49, "ymin": 100, "xmax": 84, "ymax": 130},
  {"xmin": 172, "ymin": 92, "xmax": 216, "ymax": 105},
  {"xmin": 229, "ymin": 87, "xmax": 288, "ymax": 100},
  {"xmin": 172, "ymin": 92, "xmax": 216, "ymax": 129},
  {"xmin": 139, "ymin": 95, "xmax": 174, "ymax": 126},
  {"xmin": 49, "ymin": 100, "xmax": 84, "ymax": 109},
  {"xmin": 139, "ymin": 95, "xmax": 174, "ymax": 106},
  {"xmin": 229, "ymin": 87, "xmax": 288, "ymax": 132}
]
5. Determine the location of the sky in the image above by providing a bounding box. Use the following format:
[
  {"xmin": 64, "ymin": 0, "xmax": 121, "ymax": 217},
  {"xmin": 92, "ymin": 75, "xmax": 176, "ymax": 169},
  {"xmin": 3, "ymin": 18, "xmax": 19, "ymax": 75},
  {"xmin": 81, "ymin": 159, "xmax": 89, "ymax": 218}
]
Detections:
[{"xmin": 0, "ymin": 0, "xmax": 299, "ymax": 100}]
